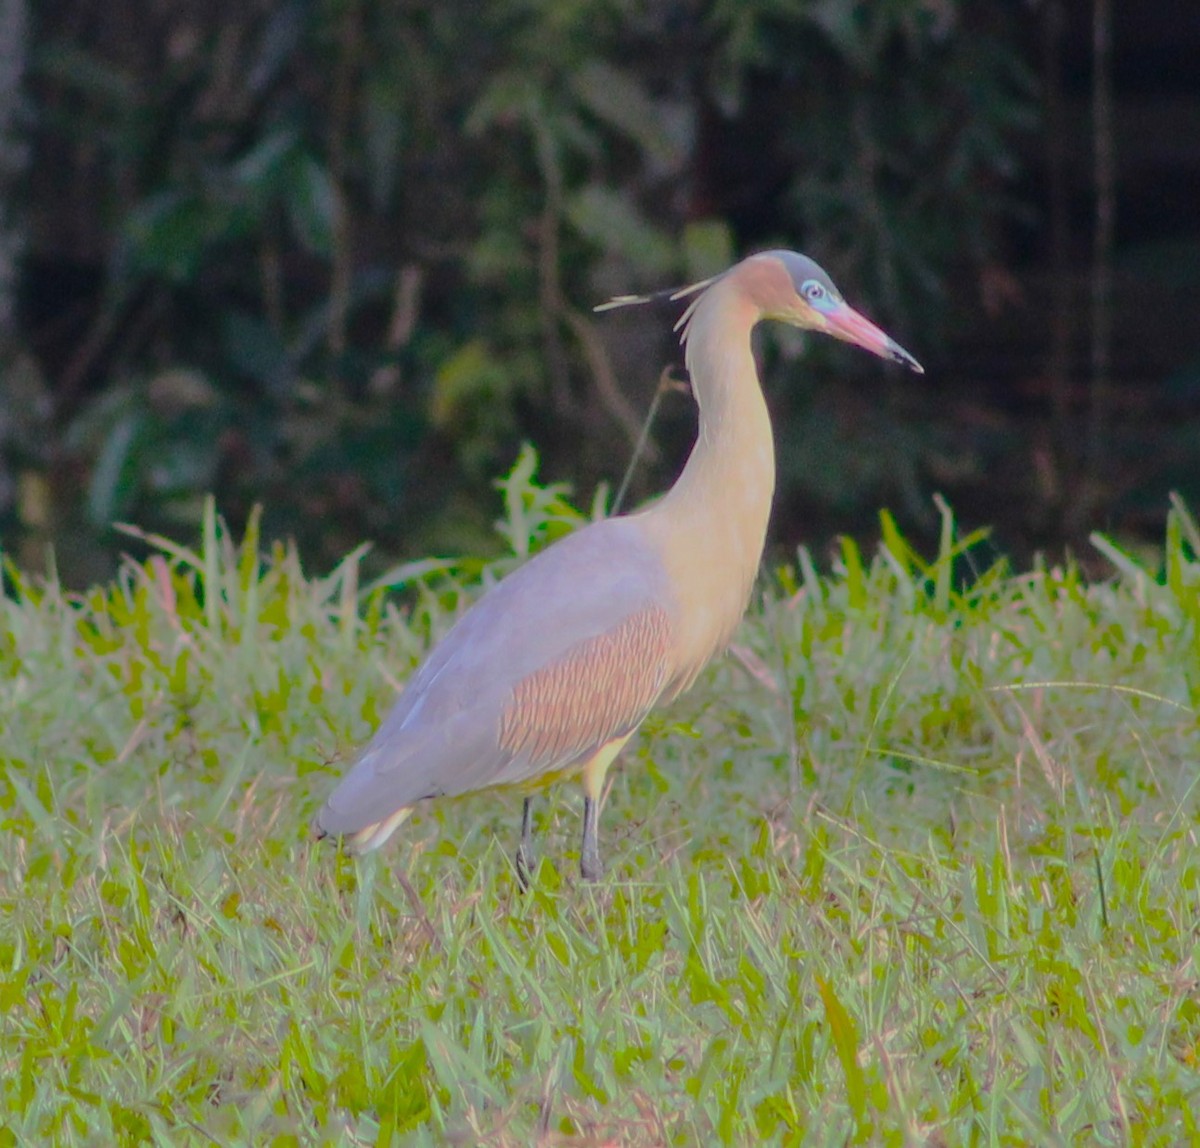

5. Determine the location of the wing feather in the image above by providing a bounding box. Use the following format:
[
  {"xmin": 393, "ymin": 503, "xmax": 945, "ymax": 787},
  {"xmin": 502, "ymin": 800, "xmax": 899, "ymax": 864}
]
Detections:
[
  {"xmin": 493, "ymin": 605, "xmax": 671, "ymax": 783},
  {"xmin": 315, "ymin": 518, "xmax": 678, "ymax": 838}
]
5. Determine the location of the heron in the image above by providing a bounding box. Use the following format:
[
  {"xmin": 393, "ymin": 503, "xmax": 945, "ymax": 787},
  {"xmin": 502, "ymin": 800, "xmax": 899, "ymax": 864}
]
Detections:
[{"xmin": 314, "ymin": 250, "xmax": 922, "ymax": 881}]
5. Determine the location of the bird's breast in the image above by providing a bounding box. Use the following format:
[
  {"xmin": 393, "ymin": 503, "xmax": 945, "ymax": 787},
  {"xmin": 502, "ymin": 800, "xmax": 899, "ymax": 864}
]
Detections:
[{"xmin": 640, "ymin": 464, "xmax": 773, "ymax": 692}]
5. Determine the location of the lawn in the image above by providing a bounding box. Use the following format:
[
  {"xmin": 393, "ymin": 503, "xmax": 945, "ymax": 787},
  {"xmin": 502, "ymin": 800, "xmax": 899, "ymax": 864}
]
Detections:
[{"xmin": 2, "ymin": 470, "xmax": 1199, "ymax": 1145}]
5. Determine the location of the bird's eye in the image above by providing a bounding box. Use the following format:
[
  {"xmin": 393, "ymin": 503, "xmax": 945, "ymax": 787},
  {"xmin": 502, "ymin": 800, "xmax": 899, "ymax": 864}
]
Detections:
[{"xmin": 801, "ymin": 278, "xmax": 840, "ymax": 313}]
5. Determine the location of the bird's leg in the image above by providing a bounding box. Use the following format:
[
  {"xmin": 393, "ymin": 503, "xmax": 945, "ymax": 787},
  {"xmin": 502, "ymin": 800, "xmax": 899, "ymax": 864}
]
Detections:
[
  {"xmin": 580, "ymin": 795, "xmax": 603, "ymax": 881},
  {"xmin": 515, "ymin": 797, "xmax": 535, "ymax": 892}
]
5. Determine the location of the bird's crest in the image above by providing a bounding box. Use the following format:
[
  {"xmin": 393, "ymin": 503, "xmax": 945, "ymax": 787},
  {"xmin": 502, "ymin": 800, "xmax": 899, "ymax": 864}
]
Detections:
[{"xmin": 594, "ymin": 274, "xmax": 721, "ymax": 337}]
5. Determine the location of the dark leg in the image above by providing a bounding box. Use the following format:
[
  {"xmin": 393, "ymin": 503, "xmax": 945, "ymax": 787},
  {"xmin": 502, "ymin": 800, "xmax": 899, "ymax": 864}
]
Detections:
[
  {"xmin": 580, "ymin": 795, "xmax": 603, "ymax": 881},
  {"xmin": 515, "ymin": 797, "xmax": 535, "ymax": 891}
]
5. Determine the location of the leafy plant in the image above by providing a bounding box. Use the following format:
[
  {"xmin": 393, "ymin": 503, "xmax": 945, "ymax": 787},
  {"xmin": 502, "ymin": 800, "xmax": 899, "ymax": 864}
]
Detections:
[{"xmin": 18, "ymin": 0, "xmax": 1038, "ymax": 580}]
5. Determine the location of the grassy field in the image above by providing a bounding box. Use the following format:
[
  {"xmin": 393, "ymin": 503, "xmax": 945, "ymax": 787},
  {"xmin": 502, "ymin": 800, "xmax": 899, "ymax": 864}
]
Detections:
[{"xmin": 3, "ymin": 471, "xmax": 1200, "ymax": 1145}]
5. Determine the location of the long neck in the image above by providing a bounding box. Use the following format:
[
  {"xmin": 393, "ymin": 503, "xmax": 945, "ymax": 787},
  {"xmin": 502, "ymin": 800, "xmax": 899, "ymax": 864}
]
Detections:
[
  {"xmin": 671, "ymin": 286, "xmax": 775, "ymax": 519},
  {"xmin": 638, "ymin": 280, "xmax": 776, "ymax": 678}
]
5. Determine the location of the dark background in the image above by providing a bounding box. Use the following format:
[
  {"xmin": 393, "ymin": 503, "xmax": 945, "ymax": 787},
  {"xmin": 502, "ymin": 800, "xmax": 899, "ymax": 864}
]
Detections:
[{"xmin": 2, "ymin": 1, "xmax": 1198, "ymax": 584}]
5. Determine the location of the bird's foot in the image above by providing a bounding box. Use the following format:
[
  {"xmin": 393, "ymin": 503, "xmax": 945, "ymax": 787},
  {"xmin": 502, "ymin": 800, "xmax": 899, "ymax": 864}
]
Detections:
[
  {"xmin": 515, "ymin": 797, "xmax": 536, "ymax": 892},
  {"xmin": 515, "ymin": 842, "xmax": 535, "ymax": 892},
  {"xmin": 580, "ymin": 845, "xmax": 604, "ymax": 883}
]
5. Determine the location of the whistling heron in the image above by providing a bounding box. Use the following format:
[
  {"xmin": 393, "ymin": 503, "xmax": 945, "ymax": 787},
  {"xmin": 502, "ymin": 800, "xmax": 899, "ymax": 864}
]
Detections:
[{"xmin": 315, "ymin": 250, "xmax": 922, "ymax": 880}]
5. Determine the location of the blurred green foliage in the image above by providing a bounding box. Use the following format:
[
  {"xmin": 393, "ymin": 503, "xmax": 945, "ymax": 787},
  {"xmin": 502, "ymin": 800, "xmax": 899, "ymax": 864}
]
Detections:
[{"xmin": 11, "ymin": 0, "xmax": 1037, "ymax": 580}]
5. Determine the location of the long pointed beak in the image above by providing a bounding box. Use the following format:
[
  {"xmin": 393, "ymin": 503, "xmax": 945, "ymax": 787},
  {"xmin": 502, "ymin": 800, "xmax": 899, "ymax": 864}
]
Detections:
[{"xmin": 824, "ymin": 305, "xmax": 924, "ymax": 374}]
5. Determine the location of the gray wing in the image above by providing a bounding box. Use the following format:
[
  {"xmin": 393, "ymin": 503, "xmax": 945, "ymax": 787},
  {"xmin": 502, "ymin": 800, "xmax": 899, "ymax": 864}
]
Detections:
[{"xmin": 316, "ymin": 517, "xmax": 677, "ymax": 836}]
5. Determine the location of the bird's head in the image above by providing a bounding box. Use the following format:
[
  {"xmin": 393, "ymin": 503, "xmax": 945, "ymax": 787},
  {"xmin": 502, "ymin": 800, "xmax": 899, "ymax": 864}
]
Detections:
[
  {"xmin": 596, "ymin": 249, "xmax": 924, "ymax": 375},
  {"xmin": 734, "ymin": 250, "xmax": 923, "ymax": 374}
]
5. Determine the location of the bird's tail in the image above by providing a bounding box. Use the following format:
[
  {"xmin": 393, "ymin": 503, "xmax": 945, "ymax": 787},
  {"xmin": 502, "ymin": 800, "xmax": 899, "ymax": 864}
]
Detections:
[{"xmin": 312, "ymin": 805, "xmax": 414, "ymax": 855}]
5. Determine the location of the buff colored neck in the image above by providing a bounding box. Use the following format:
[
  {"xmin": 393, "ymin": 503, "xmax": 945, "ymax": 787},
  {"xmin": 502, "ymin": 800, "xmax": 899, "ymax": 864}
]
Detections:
[{"xmin": 637, "ymin": 277, "xmax": 776, "ymax": 678}]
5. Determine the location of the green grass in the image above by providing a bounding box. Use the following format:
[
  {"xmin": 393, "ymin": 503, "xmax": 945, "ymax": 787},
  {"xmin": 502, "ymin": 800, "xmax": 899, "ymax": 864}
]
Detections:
[{"xmin": 3, "ymin": 476, "xmax": 1200, "ymax": 1145}]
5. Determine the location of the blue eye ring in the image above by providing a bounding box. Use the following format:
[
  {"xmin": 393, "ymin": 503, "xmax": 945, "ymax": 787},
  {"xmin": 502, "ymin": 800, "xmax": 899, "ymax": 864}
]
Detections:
[{"xmin": 800, "ymin": 278, "xmax": 840, "ymax": 314}]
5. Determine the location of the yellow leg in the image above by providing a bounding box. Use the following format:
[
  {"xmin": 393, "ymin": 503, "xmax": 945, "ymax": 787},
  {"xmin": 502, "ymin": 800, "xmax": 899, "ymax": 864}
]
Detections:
[{"xmin": 579, "ymin": 733, "xmax": 633, "ymax": 881}]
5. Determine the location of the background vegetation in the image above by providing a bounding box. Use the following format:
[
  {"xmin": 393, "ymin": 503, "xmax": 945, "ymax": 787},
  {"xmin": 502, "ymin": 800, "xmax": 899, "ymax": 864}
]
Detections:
[
  {"xmin": 4, "ymin": 0, "xmax": 1197, "ymax": 581},
  {"xmin": 5, "ymin": 6, "xmax": 1200, "ymax": 1139}
]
